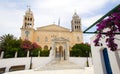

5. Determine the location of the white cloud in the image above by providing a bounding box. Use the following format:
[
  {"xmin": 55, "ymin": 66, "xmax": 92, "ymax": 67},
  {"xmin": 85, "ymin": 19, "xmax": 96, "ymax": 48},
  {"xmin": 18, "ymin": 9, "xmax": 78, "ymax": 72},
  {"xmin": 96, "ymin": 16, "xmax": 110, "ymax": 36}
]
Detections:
[
  {"xmin": 0, "ymin": 7, "xmax": 23, "ymax": 38},
  {"xmin": 83, "ymin": 34, "xmax": 94, "ymax": 43},
  {"xmin": 0, "ymin": 0, "xmax": 119, "ymax": 42},
  {"xmin": 32, "ymin": 0, "xmax": 109, "ymax": 29},
  {"xmin": 33, "ymin": 0, "xmax": 109, "ymax": 14},
  {"xmin": 82, "ymin": 15, "xmax": 103, "ymax": 27}
]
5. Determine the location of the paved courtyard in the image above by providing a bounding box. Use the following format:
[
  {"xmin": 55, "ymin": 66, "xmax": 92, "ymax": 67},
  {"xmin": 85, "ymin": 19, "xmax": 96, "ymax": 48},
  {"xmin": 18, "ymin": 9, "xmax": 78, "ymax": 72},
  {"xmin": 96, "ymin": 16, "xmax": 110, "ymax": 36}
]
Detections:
[
  {"xmin": 4, "ymin": 67, "xmax": 94, "ymax": 74},
  {"xmin": 4, "ymin": 60, "xmax": 94, "ymax": 74}
]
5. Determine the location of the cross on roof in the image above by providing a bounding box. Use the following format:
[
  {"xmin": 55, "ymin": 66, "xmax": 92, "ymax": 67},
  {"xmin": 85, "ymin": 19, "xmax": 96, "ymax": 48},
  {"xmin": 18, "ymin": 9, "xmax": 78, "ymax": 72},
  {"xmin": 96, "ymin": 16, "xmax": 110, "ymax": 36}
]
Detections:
[{"xmin": 27, "ymin": 5, "xmax": 31, "ymax": 9}]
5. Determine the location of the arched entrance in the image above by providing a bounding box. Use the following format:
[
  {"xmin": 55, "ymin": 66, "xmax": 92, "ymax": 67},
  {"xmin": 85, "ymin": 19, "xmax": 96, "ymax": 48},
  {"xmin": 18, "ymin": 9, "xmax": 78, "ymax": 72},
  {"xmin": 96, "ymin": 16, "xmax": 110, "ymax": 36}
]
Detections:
[
  {"xmin": 59, "ymin": 46, "xmax": 63, "ymax": 58},
  {"xmin": 50, "ymin": 37, "xmax": 69, "ymax": 61},
  {"xmin": 55, "ymin": 46, "xmax": 64, "ymax": 61}
]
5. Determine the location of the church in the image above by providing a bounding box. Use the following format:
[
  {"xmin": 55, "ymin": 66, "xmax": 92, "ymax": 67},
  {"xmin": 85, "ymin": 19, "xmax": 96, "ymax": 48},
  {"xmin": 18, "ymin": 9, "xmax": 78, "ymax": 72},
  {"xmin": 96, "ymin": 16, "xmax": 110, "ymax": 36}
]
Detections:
[{"xmin": 20, "ymin": 8, "xmax": 83, "ymax": 51}]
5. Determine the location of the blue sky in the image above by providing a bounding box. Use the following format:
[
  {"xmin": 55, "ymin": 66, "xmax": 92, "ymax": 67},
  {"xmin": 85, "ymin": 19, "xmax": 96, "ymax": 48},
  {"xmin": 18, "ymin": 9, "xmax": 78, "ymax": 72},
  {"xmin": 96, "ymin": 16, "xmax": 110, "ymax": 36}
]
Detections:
[{"xmin": 0, "ymin": 0, "xmax": 119, "ymax": 43}]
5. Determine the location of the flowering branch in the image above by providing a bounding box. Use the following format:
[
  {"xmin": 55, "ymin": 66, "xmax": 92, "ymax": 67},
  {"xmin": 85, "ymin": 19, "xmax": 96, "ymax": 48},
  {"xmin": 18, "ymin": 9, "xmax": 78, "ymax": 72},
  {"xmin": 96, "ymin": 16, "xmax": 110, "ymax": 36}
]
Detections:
[{"xmin": 94, "ymin": 9, "xmax": 120, "ymax": 51}]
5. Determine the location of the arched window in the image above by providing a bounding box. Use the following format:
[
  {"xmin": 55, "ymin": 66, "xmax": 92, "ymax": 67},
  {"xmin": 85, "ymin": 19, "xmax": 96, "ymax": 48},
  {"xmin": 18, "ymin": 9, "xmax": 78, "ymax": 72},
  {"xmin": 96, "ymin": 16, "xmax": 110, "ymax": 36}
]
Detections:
[
  {"xmin": 44, "ymin": 45, "xmax": 48, "ymax": 50},
  {"xmin": 30, "ymin": 18, "xmax": 32, "ymax": 21},
  {"xmin": 25, "ymin": 17, "xmax": 27, "ymax": 20},
  {"xmin": 45, "ymin": 37, "xmax": 48, "ymax": 42},
  {"xmin": 28, "ymin": 18, "xmax": 29, "ymax": 21},
  {"xmin": 77, "ymin": 26, "xmax": 79, "ymax": 29},
  {"xmin": 25, "ymin": 31, "xmax": 29, "ymax": 40},
  {"xmin": 75, "ymin": 26, "xmax": 76, "ymax": 29},
  {"xmin": 36, "ymin": 36, "xmax": 39, "ymax": 42},
  {"xmin": 77, "ymin": 36, "xmax": 80, "ymax": 41}
]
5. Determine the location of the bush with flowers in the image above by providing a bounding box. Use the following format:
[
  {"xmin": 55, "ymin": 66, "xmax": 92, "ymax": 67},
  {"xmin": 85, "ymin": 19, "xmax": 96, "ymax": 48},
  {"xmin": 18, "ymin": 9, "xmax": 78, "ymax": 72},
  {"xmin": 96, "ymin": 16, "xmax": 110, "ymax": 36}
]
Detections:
[{"xmin": 94, "ymin": 9, "xmax": 120, "ymax": 51}]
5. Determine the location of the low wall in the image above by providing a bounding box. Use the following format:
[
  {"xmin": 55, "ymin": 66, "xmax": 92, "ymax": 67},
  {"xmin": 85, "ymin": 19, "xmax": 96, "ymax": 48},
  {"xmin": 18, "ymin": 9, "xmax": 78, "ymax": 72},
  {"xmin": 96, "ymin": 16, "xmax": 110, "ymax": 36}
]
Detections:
[
  {"xmin": 0, "ymin": 57, "xmax": 92, "ymax": 72},
  {"xmin": 0, "ymin": 57, "xmax": 51, "ymax": 72},
  {"xmin": 69, "ymin": 57, "xmax": 93, "ymax": 68}
]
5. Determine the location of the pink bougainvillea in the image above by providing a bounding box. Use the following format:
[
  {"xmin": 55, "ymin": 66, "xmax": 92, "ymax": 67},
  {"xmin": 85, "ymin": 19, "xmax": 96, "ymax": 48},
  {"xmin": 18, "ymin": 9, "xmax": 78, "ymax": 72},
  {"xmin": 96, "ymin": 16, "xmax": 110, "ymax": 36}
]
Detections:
[
  {"xmin": 32, "ymin": 42, "xmax": 41, "ymax": 49},
  {"xmin": 21, "ymin": 40, "xmax": 40, "ymax": 51},
  {"xmin": 94, "ymin": 9, "xmax": 120, "ymax": 51},
  {"xmin": 21, "ymin": 40, "xmax": 32, "ymax": 51}
]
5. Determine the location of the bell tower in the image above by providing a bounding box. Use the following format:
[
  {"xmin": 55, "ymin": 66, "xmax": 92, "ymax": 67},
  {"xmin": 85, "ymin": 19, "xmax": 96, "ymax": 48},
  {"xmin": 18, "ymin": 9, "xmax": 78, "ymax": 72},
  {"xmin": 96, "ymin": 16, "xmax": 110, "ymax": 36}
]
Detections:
[
  {"xmin": 71, "ymin": 12, "xmax": 81, "ymax": 32},
  {"xmin": 20, "ymin": 7, "xmax": 34, "ymax": 42},
  {"xmin": 71, "ymin": 12, "xmax": 83, "ymax": 44},
  {"xmin": 22, "ymin": 7, "xmax": 34, "ymax": 29}
]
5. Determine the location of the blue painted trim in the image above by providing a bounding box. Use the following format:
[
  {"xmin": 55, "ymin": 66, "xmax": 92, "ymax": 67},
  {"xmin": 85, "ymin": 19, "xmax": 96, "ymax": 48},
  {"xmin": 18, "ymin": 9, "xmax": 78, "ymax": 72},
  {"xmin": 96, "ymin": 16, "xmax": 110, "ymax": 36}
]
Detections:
[{"xmin": 103, "ymin": 48, "xmax": 113, "ymax": 74}]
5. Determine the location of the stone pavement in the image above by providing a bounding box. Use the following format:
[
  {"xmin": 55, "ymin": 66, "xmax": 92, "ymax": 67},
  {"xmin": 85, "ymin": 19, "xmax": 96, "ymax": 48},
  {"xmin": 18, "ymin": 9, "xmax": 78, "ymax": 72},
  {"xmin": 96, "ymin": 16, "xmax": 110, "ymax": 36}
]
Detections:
[
  {"xmin": 35, "ymin": 60, "xmax": 83, "ymax": 71},
  {"xmin": 4, "ymin": 61, "xmax": 94, "ymax": 74},
  {"xmin": 4, "ymin": 67, "xmax": 94, "ymax": 74}
]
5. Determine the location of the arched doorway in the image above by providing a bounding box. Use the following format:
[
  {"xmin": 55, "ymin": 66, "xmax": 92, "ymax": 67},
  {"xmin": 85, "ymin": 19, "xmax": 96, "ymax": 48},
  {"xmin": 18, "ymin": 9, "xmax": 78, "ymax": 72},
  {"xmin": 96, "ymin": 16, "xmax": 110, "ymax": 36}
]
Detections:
[
  {"xmin": 50, "ymin": 37, "xmax": 69, "ymax": 61},
  {"xmin": 55, "ymin": 46, "xmax": 64, "ymax": 61},
  {"xmin": 59, "ymin": 46, "xmax": 63, "ymax": 60},
  {"xmin": 103, "ymin": 48, "xmax": 112, "ymax": 74},
  {"xmin": 44, "ymin": 45, "xmax": 48, "ymax": 50}
]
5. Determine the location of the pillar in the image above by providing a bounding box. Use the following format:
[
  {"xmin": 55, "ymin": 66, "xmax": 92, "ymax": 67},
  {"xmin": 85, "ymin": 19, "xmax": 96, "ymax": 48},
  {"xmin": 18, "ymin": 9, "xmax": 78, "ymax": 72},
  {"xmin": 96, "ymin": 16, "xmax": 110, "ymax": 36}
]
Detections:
[
  {"xmin": 38, "ymin": 50, "xmax": 40, "ymax": 57},
  {"xmin": 14, "ymin": 51, "xmax": 18, "ymax": 58},
  {"xmin": 27, "ymin": 50, "xmax": 30, "ymax": 57},
  {"xmin": 66, "ymin": 42, "xmax": 69, "ymax": 60},
  {"xmin": 0, "ymin": 51, "xmax": 4, "ymax": 59}
]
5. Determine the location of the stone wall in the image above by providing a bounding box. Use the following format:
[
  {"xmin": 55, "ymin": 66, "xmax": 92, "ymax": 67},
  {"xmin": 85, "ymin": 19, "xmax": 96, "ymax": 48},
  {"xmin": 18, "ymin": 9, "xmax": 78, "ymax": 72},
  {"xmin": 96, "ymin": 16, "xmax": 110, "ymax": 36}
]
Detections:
[
  {"xmin": 69, "ymin": 57, "xmax": 93, "ymax": 68},
  {"xmin": 0, "ymin": 57, "xmax": 51, "ymax": 72},
  {"xmin": 0, "ymin": 57, "xmax": 92, "ymax": 72}
]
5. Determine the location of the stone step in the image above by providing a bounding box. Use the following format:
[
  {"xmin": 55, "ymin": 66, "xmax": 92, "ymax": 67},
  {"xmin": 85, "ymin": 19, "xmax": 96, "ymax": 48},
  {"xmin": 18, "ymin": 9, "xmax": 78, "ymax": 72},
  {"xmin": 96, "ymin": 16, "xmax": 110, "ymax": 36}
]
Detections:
[{"xmin": 35, "ymin": 61, "xmax": 83, "ymax": 71}]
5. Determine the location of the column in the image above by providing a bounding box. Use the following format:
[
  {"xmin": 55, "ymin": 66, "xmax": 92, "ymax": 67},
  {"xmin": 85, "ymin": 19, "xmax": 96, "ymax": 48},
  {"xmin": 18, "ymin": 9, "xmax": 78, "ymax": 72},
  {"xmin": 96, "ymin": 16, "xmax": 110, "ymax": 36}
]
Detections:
[
  {"xmin": 66, "ymin": 42, "xmax": 69, "ymax": 60},
  {"xmin": 51, "ymin": 41, "xmax": 55, "ymax": 61},
  {"xmin": 27, "ymin": 50, "xmax": 30, "ymax": 57},
  {"xmin": 14, "ymin": 51, "xmax": 18, "ymax": 58},
  {"xmin": 64, "ymin": 43, "xmax": 67, "ymax": 60},
  {"xmin": 38, "ymin": 50, "xmax": 40, "ymax": 57},
  {"xmin": 0, "ymin": 51, "xmax": 4, "ymax": 59}
]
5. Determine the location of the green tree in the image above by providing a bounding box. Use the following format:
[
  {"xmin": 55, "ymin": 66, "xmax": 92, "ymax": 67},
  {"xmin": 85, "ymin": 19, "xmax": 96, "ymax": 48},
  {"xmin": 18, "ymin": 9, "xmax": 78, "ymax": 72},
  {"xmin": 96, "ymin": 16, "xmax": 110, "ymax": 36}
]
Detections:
[
  {"xmin": 31, "ymin": 42, "xmax": 41, "ymax": 57},
  {"xmin": 0, "ymin": 34, "xmax": 21, "ymax": 58},
  {"xmin": 41, "ymin": 49, "xmax": 49, "ymax": 57},
  {"xmin": 70, "ymin": 43, "xmax": 91, "ymax": 57}
]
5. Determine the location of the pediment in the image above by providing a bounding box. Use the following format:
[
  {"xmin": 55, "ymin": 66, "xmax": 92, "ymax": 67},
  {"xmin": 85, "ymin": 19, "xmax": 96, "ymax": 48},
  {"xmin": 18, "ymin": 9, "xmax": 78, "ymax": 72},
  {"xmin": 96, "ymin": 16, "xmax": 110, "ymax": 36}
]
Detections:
[{"xmin": 36, "ymin": 24, "xmax": 70, "ymax": 32}]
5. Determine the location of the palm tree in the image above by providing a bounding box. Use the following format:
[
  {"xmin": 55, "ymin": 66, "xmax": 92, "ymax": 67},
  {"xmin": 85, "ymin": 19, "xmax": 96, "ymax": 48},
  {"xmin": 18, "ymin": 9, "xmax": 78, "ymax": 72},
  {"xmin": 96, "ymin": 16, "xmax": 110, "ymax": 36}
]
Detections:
[{"xmin": 0, "ymin": 34, "xmax": 21, "ymax": 58}]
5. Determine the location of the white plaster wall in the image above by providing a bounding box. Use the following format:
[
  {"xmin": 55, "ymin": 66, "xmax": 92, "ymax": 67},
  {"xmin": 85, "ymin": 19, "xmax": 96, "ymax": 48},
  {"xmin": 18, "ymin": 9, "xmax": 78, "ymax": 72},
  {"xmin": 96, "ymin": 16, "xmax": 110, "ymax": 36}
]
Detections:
[
  {"xmin": 0, "ymin": 57, "xmax": 51, "ymax": 72},
  {"xmin": 69, "ymin": 57, "xmax": 93, "ymax": 68},
  {"xmin": 0, "ymin": 57, "xmax": 92, "ymax": 72},
  {"xmin": 32, "ymin": 57, "xmax": 51, "ymax": 69},
  {"xmin": 90, "ymin": 36, "xmax": 106, "ymax": 74},
  {"xmin": 91, "ymin": 34, "xmax": 120, "ymax": 74}
]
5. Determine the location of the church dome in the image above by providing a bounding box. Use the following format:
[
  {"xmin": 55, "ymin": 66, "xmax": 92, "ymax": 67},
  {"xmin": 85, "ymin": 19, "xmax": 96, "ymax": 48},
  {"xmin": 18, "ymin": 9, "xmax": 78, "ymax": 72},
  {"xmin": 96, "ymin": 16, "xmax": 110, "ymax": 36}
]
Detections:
[{"xmin": 72, "ymin": 12, "xmax": 80, "ymax": 19}]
